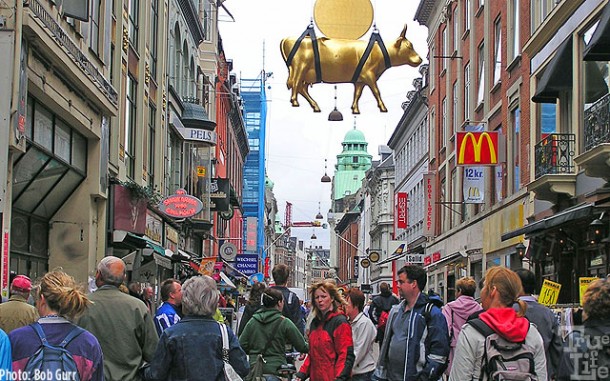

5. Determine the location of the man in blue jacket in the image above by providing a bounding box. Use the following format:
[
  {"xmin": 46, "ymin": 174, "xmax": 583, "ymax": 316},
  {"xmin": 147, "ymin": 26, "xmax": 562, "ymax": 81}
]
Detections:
[
  {"xmin": 154, "ymin": 278, "xmax": 183, "ymax": 335},
  {"xmin": 373, "ymin": 265, "xmax": 449, "ymax": 381}
]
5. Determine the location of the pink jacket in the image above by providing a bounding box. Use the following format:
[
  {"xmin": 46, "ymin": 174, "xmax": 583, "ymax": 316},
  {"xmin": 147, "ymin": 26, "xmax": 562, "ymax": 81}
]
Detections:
[{"xmin": 442, "ymin": 295, "xmax": 482, "ymax": 374}]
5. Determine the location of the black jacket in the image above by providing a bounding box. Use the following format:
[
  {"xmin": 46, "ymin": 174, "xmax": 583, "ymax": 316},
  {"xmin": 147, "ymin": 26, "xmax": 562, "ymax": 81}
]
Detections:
[
  {"xmin": 369, "ymin": 291, "xmax": 399, "ymax": 325},
  {"xmin": 271, "ymin": 286, "xmax": 305, "ymax": 334}
]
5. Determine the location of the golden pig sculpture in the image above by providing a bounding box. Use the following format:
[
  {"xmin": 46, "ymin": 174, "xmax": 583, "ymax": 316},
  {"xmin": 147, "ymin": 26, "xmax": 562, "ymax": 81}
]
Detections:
[{"xmin": 280, "ymin": 24, "xmax": 422, "ymax": 114}]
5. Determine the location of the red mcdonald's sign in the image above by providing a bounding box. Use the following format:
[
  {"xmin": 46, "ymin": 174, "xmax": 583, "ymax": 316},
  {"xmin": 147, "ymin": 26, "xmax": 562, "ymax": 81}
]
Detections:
[{"xmin": 456, "ymin": 131, "xmax": 499, "ymax": 166}]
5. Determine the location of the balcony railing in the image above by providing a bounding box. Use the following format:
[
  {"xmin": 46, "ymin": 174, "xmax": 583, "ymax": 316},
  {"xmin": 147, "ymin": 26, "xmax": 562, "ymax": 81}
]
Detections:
[
  {"xmin": 584, "ymin": 93, "xmax": 610, "ymax": 151},
  {"xmin": 534, "ymin": 133, "xmax": 576, "ymax": 178}
]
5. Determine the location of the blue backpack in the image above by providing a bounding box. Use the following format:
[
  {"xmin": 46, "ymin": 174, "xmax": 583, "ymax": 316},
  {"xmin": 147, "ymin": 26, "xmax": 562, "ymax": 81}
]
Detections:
[{"xmin": 24, "ymin": 323, "xmax": 84, "ymax": 381}]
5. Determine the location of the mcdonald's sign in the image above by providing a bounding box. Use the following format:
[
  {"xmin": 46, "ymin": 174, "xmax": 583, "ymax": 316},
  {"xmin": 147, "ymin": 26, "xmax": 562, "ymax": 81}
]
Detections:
[{"xmin": 456, "ymin": 131, "xmax": 499, "ymax": 166}]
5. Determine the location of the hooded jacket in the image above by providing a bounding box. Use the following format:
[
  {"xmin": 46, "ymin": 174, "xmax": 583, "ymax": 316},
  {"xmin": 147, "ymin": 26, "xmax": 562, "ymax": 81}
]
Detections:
[
  {"xmin": 448, "ymin": 308, "xmax": 547, "ymax": 381},
  {"xmin": 239, "ymin": 308, "xmax": 308, "ymax": 375},
  {"xmin": 297, "ymin": 310, "xmax": 355, "ymax": 381},
  {"xmin": 370, "ymin": 290, "xmax": 400, "ymax": 326},
  {"xmin": 374, "ymin": 293, "xmax": 449, "ymax": 381},
  {"xmin": 442, "ymin": 295, "xmax": 483, "ymax": 374}
]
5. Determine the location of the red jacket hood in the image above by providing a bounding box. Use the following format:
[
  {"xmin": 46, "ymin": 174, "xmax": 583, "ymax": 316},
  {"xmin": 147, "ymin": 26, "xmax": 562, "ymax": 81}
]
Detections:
[{"xmin": 479, "ymin": 307, "xmax": 529, "ymax": 342}]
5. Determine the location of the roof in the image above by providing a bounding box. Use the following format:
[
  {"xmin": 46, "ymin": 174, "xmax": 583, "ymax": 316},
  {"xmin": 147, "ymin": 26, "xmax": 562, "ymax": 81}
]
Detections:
[
  {"xmin": 343, "ymin": 128, "xmax": 367, "ymax": 144},
  {"xmin": 333, "ymin": 170, "xmax": 366, "ymax": 200}
]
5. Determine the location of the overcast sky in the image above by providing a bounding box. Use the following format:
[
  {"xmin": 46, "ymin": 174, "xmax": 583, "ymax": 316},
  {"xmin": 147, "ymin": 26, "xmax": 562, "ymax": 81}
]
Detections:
[{"xmin": 219, "ymin": 0, "xmax": 429, "ymax": 248}]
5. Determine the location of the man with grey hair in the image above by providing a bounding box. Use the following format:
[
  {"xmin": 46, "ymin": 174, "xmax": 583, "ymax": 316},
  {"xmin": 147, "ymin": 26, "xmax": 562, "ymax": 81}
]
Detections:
[
  {"xmin": 143, "ymin": 275, "xmax": 249, "ymax": 380},
  {"xmin": 78, "ymin": 256, "xmax": 159, "ymax": 381}
]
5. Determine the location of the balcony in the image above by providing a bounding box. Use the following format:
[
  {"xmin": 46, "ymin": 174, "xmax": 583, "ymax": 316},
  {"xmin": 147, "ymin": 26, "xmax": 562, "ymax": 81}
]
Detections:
[
  {"xmin": 528, "ymin": 133, "xmax": 576, "ymax": 203},
  {"xmin": 575, "ymin": 93, "xmax": 610, "ymax": 182}
]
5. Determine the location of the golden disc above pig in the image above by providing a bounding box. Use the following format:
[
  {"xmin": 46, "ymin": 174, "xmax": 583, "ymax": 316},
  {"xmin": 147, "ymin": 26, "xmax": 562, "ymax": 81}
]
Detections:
[{"xmin": 313, "ymin": 0, "xmax": 374, "ymax": 39}]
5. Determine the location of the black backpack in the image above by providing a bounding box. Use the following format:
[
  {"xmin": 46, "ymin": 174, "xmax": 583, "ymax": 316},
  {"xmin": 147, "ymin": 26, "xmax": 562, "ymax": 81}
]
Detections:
[
  {"xmin": 468, "ymin": 318, "xmax": 538, "ymax": 381},
  {"xmin": 24, "ymin": 322, "xmax": 84, "ymax": 381}
]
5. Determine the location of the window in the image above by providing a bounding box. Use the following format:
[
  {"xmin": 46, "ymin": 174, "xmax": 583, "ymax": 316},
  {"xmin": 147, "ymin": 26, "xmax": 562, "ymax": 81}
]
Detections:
[
  {"xmin": 465, "ymin": 0, "xmax": 471, "ymax": 32},
  {"xmin": 453, "ymin": 82, "xmax": 458, "ymax": 137},
  {"xmin": 148, "ymin": 104, "xmax": 156, "ymax": 186},
  {"xmin": 125, "ymin": 75, "xmax": 137, "ymax": 179},
  {"xmin": 494, "ymin": 19, "xmax": 502, "ymax": 84},
  {"xmin": 451, "ymin": 169, "xmax": 459, "ymax": 227},
  {"xmin": 440, "ymin": 177, "xmax": 448, "ymax": 232},
  {"xmin": 89, "ymin": 0, "xmax": 101, "ymax": 54},
  {"xmin": 442, "ymin": 28, "xmax": 448, "ymax": 71},
  {"xmin": 511, "ymin": 108, "xmax": 521, "ymax": 194},
  {"xmin": 464, "ymin": 63, "xmax": 471, "ymax": 120},
  {"xmin": 453, "ymin": 7, "xmax": 459, "ymax": 52},
  {"xmin": 150, "ymin": 0, "xmax": 159, "ymax": 78},
  {"xmin": 477, "ymin": 43, "xmax": 485, "ymax": 104},
  {"xmin": 203, "ymin": 0, "xmax": 212, "ymax": 41},
  {"xmin": 430, "ymin": 110, "xmax": 436, "ymax": 160},
  {"xmin": 540, "ymin": 103, "xmax": 556, "ymax": 138},
  {"xmin": 442, "ymin": 97, "xmax": 447, "ymax": 148},
  {"xmin": 510, "ymin": 0, "xmax": 520, "ymax": 60},
  {"xmin": 127, "ymin": 0, "xmax": 139, "ymax": 48},
  {"xmin": 430, "ymin": 45, "xmax": 436, "ymax": 90}
]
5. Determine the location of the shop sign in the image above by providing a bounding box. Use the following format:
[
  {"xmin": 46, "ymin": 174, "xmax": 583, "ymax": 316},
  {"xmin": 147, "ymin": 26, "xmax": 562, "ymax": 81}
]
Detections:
[
  {"xmin": 579, "ymin": 277, "xmax": 599, "ymax": 305},
  {"xmin": 246, "ymin": 217, "xmax": 257, "ymax": 252},
  {"xmin": 145, "ymin": 211, "xmax": 163, "ymax": 243},
  {"xmin": 395, "ymin": 192, "xmax": 408, "ymax": 229},
  {"xmin": 354, "ymin": 256, "xmax": 359, "ymax": 279},
  {"xmin": 423, "ymin": 174, "xmax": 436, "ymax": 237},
  {"xmin": 113, "ymin": 185, "xmax": 147, "ymax": 234},
  {"xmin": 360, "ymin": 284, "xmax": 372, "ymax": 294},
  {"xmin": 404, "ymin": 254, "xmax": 424, "ymax": 264},
  {"xmin": 538, "ymin": 279, "xmax": 561, "ymax": 306},
  {"xmin": 210, "ymin": 178, "xmax": 230, "ymax": 212},
  {"xmin": 199, "ymin": 257, "xmax": 216, "ymax": 276},
  {"xmin": 432, "ymin": 252, "xmax": 441, "ymax": 263},
  {"xmin": 2, "ymin": 230, "xmax": 9, "ymax": 298},
  {"xmin": 236, "ymin": 254, "xmax": 259, "ymax": 276},
  {"xmin": 154, "ymin": 255, "xmax": 172, "ymax": 270},
  {"xmin": 423, "ymin": 255, "xmax": 432, "ymax": 266},
  {"xmin": 159, "ymin": 189, "xmax": 204, "ymax": 219},
  {"xmin": 166, "ymin": 226, "xmax": 179, "ymax": 244},
  {"xmin": 463, "ymin": 167, "xmax": 485, "ymax": 204},
  {"xmin": 220, "ymin": 241, "xmax": 238, "ymax": 261},
  {"xmin": 456, "ymin": 131, "xmax": 499, "ymax": 166}
]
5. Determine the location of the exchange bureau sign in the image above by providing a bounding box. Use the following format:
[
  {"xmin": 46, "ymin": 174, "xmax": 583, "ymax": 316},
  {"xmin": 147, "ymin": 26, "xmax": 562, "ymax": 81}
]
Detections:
[
  {"xmin": 158, "ymin": 189, "xmax": 204, "ymax": 219},
  {"xmin": 235, "ymin": 254, "xmax": 259, "ymax": 276}
]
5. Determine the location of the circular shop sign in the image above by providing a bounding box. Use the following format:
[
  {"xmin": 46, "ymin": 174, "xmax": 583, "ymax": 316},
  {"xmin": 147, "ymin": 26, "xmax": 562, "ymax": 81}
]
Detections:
[
  {"xmin": 368, "ymin": 251, "xmax": 380, "ymax": 263},
  {"xmin": 360, "ymin": 258, "xmax": 371, "ymax": 268},
  {"xmin": 220, "ymin": 242, "xmax": 238, "ymax": 261}
]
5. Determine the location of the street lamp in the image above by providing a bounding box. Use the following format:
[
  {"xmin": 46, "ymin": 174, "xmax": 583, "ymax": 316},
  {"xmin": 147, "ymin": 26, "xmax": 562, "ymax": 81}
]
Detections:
[
  {"xmin": 516, "ymin": 242, "xmax": 527, "ymax": 259},
  {"xmin": 321, "ymin": 159, "xmax": 332, "ymax": 183}
]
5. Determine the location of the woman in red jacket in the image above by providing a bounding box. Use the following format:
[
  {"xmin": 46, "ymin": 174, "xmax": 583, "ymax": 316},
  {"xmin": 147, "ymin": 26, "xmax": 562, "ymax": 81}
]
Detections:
[{"xmin": 296, "ymin": 281, "xmax": 354, "ymax": 381}]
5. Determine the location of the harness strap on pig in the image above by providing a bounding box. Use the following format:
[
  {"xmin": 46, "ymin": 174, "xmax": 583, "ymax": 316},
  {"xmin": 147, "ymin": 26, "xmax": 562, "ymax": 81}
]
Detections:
[
  {"xmin": 350, "ymin": 31, "xmax": 392, "ymax": 83},
  {"xmin": 285, "ymin": 23, "xmax": 322, "ymax": 83}
]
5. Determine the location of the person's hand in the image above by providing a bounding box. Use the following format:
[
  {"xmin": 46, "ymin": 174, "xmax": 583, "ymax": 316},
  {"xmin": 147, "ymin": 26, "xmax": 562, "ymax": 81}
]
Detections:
[{"xmin": 298, "ymin": 353, "xmax": 307, "ymax": 361}]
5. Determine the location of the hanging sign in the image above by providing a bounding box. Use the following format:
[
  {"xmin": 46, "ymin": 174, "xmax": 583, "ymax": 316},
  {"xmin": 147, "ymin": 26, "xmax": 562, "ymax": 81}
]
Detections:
[
  {"xmin": 199, "ymin": 257, "xmax": 216, "ymax": 276},
  {"xmin": 2, "ymin": 230, "xmax": 9, "ymax": 298},
  {"xmin": 395, "ymin": 192, "xmax": 408, "ymax": 229},
  {"xmin": 456, "ymin": 131, "xmax": 499, "ymax": 166},
  {"xmin": 463, "ymin": 167, "xmax": 485, "ymax": 204},
  {"xmin": 158, "ymin": 189, "xmax": 204, "ymax": 219},
  {"xmin": 538, "ymin": 279, "xmax": 562, "ymax": 306},
  {"xmin": 579, "ymin": 277, "xmax": 599, "ymax": 305},
  {"xmin": 423, "ymin": 173, "xmax": 436, "ymax": 237}
]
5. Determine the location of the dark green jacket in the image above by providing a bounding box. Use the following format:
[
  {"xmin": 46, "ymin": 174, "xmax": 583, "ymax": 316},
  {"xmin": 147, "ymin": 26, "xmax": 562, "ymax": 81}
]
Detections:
[{"xmin": 239, "ymin": 308, "xmax": 308, "ymax": 375}]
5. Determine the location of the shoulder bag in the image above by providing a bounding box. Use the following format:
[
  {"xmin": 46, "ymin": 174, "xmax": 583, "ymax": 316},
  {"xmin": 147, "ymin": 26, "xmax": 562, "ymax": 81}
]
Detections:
[{"xmin": 219, "ymin": 322, "xmax": 244, "ymax": 381}]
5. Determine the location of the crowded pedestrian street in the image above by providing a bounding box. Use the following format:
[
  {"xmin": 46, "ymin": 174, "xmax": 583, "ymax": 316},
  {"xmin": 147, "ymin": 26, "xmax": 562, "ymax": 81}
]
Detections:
[{"xmin": 1, "ymin": 0, "xmax": 610, "ymax": 379}]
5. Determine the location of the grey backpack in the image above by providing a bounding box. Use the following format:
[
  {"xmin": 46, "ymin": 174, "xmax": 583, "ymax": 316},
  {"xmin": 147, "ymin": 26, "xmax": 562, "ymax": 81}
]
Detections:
[{"xmin": 468, "ymin": 318, "xmax": 538, "ymax": 381}]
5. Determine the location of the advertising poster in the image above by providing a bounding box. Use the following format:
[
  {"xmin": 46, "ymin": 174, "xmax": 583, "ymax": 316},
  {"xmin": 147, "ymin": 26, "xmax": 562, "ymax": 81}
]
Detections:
[{"xmin": 463, "ymin": 167, "xmax": 485, "ymax": 204}]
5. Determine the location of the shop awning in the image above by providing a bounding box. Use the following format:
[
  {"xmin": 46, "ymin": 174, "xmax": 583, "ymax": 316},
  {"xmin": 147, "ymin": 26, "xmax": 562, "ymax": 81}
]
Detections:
[
  {"xmin": 219, "ymin": 272, "xmax": 236, "ymax": 289},
  {"xmin": 142, "ymin": 237, "xmax": 167, "ymax": 257},
  {"xmin": 113, "ymin": 230, "xmax": 147, "ymax": 250},
  {"xmin": 424, "ymin": 251, "xmax": 467, "ymax": 270},
  {"xmin": 584, "ymin": 2, "xmax": 610, "ymax": 61},
  {"xmin": 532, "ymin": 36, "xmax": 573, "ymax": 103},
  {"xmin": 501, "ymin": 203, "xmax": 593, "ymax": 241}
]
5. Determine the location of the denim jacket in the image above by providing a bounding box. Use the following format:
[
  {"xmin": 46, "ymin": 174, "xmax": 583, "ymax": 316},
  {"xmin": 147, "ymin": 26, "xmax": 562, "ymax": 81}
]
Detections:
[{"xmin": 143, "ymin": 315, "xmax": 249, "ymax": 381}]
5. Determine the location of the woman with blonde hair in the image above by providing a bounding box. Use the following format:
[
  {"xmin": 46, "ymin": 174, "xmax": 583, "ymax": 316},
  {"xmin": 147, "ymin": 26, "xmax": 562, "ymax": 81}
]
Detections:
[
  {"xmin": 9, "ymin": 270, "xmax": 103, "ymax": 381},
  {"xmin": 295, "ymin": 281, "xmax": 354, "ymax": 381},
  {"xmin": 449, "ymin": 267, "xmax": 547, "ymax": 381}
]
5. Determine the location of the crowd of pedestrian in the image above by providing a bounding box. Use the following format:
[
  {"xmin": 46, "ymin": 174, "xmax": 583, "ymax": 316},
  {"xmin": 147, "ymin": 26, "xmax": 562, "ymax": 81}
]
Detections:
[{"xmin": 0, "ymin": 258, "xmax": 609, "ymax": 381}]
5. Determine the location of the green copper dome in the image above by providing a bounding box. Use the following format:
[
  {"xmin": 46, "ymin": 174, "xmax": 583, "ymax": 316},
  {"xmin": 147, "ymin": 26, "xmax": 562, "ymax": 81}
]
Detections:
[{"xmin": 343, "ymin": 128, "xmax": 366, "ymax": 144}]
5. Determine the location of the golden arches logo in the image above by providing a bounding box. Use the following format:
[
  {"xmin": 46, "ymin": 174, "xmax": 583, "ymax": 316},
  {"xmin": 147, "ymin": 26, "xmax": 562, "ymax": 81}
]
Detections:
[{"xmin": 457, "ymin": 132, "xmax": 498, "ymax": 165}]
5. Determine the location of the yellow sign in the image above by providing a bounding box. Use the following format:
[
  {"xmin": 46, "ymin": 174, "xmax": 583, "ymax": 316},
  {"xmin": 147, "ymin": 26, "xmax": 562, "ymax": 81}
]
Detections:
[
  {"xmin": 538, "ymin": 279, "xmax": 561, "ymax": 306},
  {"xmin": 457, "ymin": 131, "xmax": 499, "ymax": 165},
  {"xmin": 197, "ymin": 166, "xmax": 206, "ymax": 177},
  {"xmin": 579, "ymin": 277, "xmax": 599, "ymax": 305}
]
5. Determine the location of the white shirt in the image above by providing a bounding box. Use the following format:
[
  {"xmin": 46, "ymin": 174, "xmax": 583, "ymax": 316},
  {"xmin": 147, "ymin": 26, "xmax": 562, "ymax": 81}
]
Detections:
[{"xmin": 350, "ymin": 312, "xmax": 377, "ymax": 375}]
